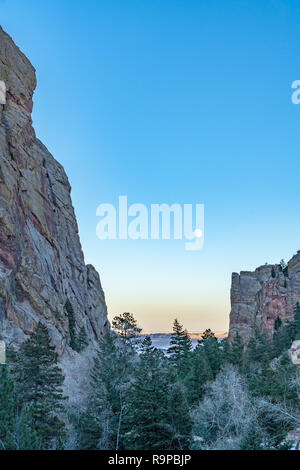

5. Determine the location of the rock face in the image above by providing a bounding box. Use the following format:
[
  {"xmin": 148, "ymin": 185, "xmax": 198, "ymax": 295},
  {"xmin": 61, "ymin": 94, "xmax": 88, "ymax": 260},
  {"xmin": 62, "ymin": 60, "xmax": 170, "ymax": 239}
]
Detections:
[
  {"xmin": 229, "ymin": 251, "xmax": 300, "ymax": 344},
  {"xmin": 290, "ymin": 340, "xmax": 300, "ymax": 366},
  {"xmin": 0, "ymin": 26, "xmax": 109, "ymax": 401}
]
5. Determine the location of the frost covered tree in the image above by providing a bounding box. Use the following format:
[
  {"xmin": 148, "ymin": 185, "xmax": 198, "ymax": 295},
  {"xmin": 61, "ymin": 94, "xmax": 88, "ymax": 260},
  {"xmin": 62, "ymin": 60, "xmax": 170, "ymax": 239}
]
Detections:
[{"xmin": 191, "ymin": 365, "xmax": 260, "ymax": 449}]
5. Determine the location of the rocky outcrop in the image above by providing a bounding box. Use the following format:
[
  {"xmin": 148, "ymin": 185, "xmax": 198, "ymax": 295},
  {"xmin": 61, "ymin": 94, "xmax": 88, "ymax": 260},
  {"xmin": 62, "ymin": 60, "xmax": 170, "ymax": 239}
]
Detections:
[
  {"xmin": 0, "ymin": 26, "xmax": 109, "ymax": 402},
  {"xmin": 229, "ymin": 251, "xmax": 300, "ymax": 344},
  {"xmin": 290, "ymin": 340, "xmax": 300, "ymax": 365}
]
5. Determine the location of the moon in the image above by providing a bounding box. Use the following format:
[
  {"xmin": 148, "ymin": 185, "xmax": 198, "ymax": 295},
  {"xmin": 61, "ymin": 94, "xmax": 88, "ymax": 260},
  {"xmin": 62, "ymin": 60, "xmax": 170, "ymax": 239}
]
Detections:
[{"xmin": 194, "ymin": 229, "xmax": 203, "ymax": 238}]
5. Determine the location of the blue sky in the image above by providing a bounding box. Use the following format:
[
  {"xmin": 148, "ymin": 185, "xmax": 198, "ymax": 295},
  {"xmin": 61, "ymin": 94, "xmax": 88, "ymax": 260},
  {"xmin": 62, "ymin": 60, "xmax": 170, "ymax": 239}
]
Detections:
[{"xmin": 2, "ymin": 0, "xmax": 300, "ymax": 332}]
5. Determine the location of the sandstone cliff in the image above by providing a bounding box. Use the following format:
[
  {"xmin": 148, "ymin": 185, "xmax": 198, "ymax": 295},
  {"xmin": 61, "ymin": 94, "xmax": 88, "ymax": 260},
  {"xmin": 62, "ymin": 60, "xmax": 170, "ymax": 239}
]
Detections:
[
  {"xmin": 229, "ymin": 251, "xmax": 300, "ymax": 343},
  {"xmin": 0, "ymin": 26, "xmax": 109, "ymax": 401}
]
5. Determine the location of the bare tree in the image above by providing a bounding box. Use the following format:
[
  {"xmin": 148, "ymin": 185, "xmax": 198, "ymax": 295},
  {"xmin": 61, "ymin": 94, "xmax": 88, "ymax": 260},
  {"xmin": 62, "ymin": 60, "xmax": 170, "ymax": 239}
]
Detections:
[{"xmin": 191, "ymin": 365, "xmax": 258, "ymax": 449}]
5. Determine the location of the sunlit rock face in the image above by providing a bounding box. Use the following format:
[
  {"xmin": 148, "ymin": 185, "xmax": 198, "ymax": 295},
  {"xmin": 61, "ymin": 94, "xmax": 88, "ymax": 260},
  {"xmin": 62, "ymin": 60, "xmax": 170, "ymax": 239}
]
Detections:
[
  {"xmin": 229, "ymin": 251, "xmax": 300, "ymax": 344},
  {"xmin": 0, "ymin": 26, "xmax": 109, "ymax": 402},
  {"xmin": 0, "ymin": 80, "xmax": 6, "ymax": 104},
  {"xmin": 290, "ymin": 340, "xmax": 300, "ymax": 366}
]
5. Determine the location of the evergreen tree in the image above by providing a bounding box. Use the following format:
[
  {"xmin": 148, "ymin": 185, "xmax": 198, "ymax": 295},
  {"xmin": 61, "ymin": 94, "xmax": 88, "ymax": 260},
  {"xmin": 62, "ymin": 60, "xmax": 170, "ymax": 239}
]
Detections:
[
  {"xmin": 0, "ymin": 365, "xmax": 41, "ymax": 450},
  {"xmin": 283, "ymin": 266, "xmax": 289, "ymax": 277},
  {"xmin": 200, "ymin": 329, "xmax": 216, "ymax": 341},
  {"xmin": 221, "ymin": 337, "xmax": 231, "ymax": 363},
  {"xmin": 290, "ymin": 302, "xmax": 300, "ymax": 340},
  {"xmin": 271, "ymin": 267, "xmax": 276, "ymax": 278},
  {"xmin": 271, "ymin": 352, "xmax": 298, "ymax": 408},
  {"xmin": 184, "ymin": 346, "xmax": 213, "ymax": 404},
  {"xmin": 274, "ymin": 316, "xmax": 282, "ymax": 331},
  {"xmin": 124, "ymin": 336, "xmax": 174, "ymax": 449},
  {"xmin": 272, "ymin": 322, "xmax": 292, "ymax": 358},
  {"xmin": 79, "ymin": 331, "xmax": 133, "ymax": 449},
  {"xmin": 247, "ymin": 360, "xmax": 276, "ymax": 399},
  {"xmin": 167, "ymin": 319, "xmax": 192, "ymax": 378},
  {"xmin": 0, "ymin": 365, "xmax": 15, "ymax": 449},
  {"xmin": 65, "ymin": 300, "xmax": 79, "ymax": 351},
  {"xmin": 78, "ymin": 326, "xmax": 89, "ymax": 351},
  {"xmin": 272, "ymin": 303, "xmax": 300, "ymax": 357},
  {"xmin": 247, "ymin": 348, "xmax": 297, "ymax": 420},
  {"xmin": 13, "ymin": 323, "xmax": 66, "ymax": 448},
  {"xmin": 280, "ymin": 259, "xmax": 287, "ymax": 271},
  {"xmin": 79, "ymin": 385, "xmax": 114, "ymax": 450},
  {"xmin": 201, "ymin": 336, "xmax": 222, "ymax": 378},
  {"xmin": 245, "ymin": 327, "xmax": 271, "ymax": 366},
  {"xmin": 112, "ymin": 312, "xmax": 142, "ymax": 349},
  {"xmin": 229, "ymin": 332, "xmax": 244, "ymax": 370},
  {"xmin": 167, "ymin": 381, "xmax": 191, "ymax": 449},
  {"xmin": 14, "ymin": 405, "xmax": 41, "ymax": 450}
]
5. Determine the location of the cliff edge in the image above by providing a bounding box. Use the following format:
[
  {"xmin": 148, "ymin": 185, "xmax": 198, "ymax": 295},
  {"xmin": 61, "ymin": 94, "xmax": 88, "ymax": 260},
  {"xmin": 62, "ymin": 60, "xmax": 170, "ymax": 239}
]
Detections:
[
  {"xmin": 0, "ymin": 26, "xmax": 109, "ymax": 402},
  {"xmin": 229, "ymin": 251, "xmax": 300, "ymax": 344}
]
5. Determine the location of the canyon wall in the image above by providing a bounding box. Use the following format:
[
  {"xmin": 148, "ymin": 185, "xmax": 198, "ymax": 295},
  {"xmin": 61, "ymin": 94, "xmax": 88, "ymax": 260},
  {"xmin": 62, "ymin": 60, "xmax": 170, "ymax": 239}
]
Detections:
[
  {"xmin": 0, "ymin": 26, "xmax": 109, "ymax": 402},
  {"xmin": 229, "ymin": 251, "xmax": 300, "ymax": 344}
]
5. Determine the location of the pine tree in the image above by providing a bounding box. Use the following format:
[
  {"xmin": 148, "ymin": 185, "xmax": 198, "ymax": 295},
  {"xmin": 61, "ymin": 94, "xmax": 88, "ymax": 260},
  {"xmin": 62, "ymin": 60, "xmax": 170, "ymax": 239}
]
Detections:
[
  {"xmin": 185, "ymin": 347, "xmax": 213, "ymax": 404},
  {"xmin": 280, "ymin": 259, "xmax": 287, "ymax": 271},
  {"xmin": 274, "ymin": 316, "xmax": 282, "ymax": 331},
  {"xmin": 0, "ymin": 365, "xmax": 41, "ymax": 450},
  {"xmin": 14, "ymin": 405, "xmax": 41, "ymax": 450},
  {"xmin": 112, "ymin": 312, "xmax": 142, "ymax": 349},
  {"xmin": 201, "ymin": 329, "xmax": 216, "ymax": 341},
  {"xmin": 195, "ymin": 328, "xmax": 222, "ymax": 378},
  {"xmin": 79, "ymin": 331, "xmax": 133, "ymax": 449},
  {"xmin": 79, "ymin": 385, "xmax": 114, "ymax": 450},
  {"xmin": 13, "ymin": 322, "xmax": 66, "ymax": 448},
  {"xmin": 65, "ymin": 300, "xmax": 79, "ymax": 351},
  {"xmin": 271, "ymin": 267, "xmax": 276, "ymax": 278},
  {"xmin": 272, "ymin": 322, "xmax": 292, "ymax": 358},
  {"xmin": 245, "ymin": 327, "xmax": 271, "ymax": 366},
  {"xmin": 78, "ymin": 326, "xmax": 89, "ymax": 351},
  {"xmin": 229, "ymin": 332, "xmax": 244, "ymax": 370},
  {"xmin": 124, "ymin": 336, "xmax": 173, "ymax": 449},
  {"xmin": 291, "ymin": 302, "xmax": 300, "ymax": 340},
  {"xmin": 247, "ymin": 360, "xmax": 276, "ymax": 399},
  {"xmin": 283, "ymin": 265, "xmax": 289, "ymax": 277},
  {"xmin": 245, "ymin": 337, "xmax": 297, "ymax": 411},
  {"xmin": 0, "ymin": 365, "xmax": 15, "ymax": 449},
  {"xmin": 167, "ymin": 381, "xmax": 192, "ymax": 449},
  {"xmin": 167, "ymin": 319, "xmax": 192, "ymax": 379},
  {"xmin": 221, "ymin": 337, "xmax": 231, "ymax": 364},
  {"xmin": 272, "ymin": 303, "xmax": 300, "ymax": 357},
  {"xmin": 201, "ymin": 336, "xmax": 222, "ymax": 378},
  {"xmin": 271, "ymin": 352, "xmax": 298, "ymax": 408}
]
